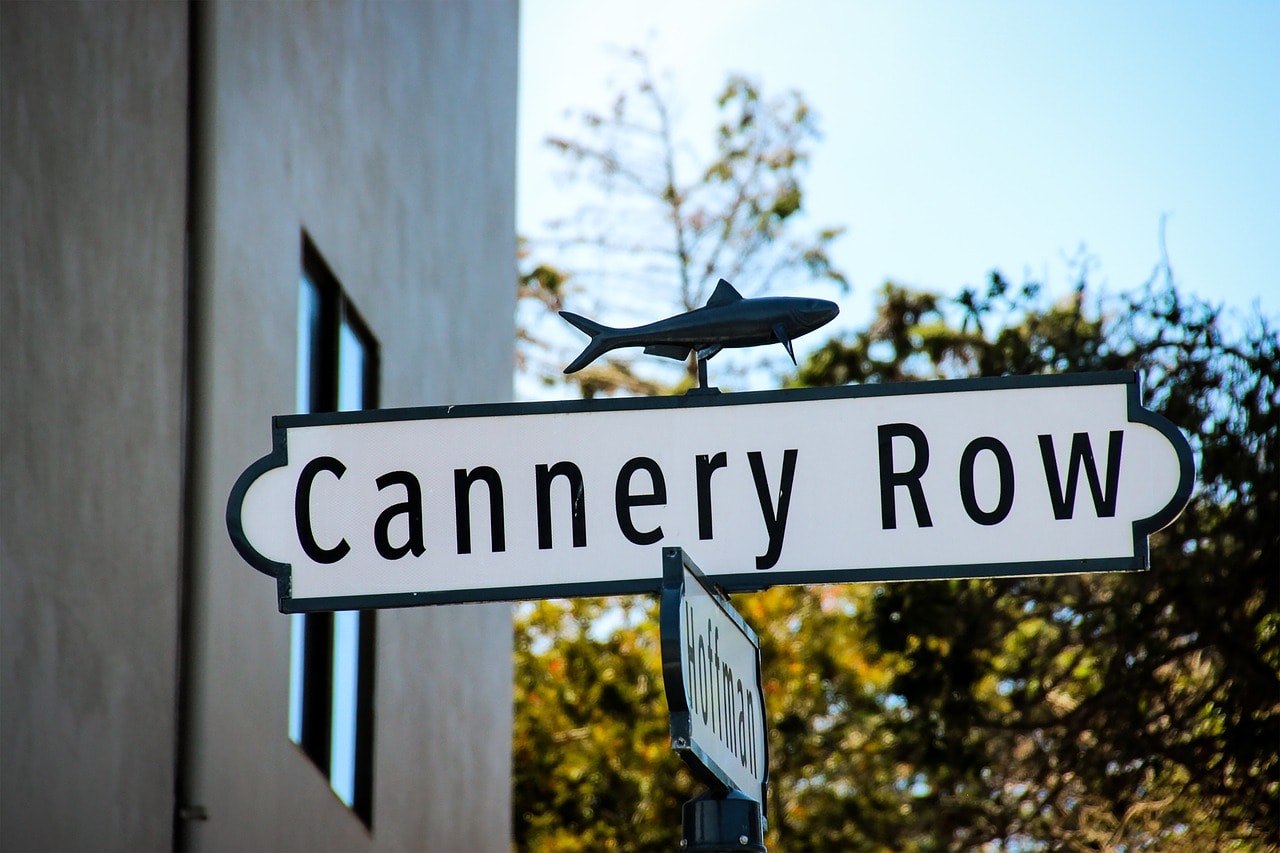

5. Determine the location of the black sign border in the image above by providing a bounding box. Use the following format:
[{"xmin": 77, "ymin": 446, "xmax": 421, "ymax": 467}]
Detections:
[
  {"xmin": 659, "ymin": 547, "xmax": 769, "ymax": 809},
  {"xmin": 226, "ymin": 370, "xmax": 1196, "ymax": 612}
]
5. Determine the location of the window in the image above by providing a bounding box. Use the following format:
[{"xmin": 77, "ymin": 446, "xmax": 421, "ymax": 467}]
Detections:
[{"xmin": 289, "ymin": 235, "xmax": 377, "ymax": 826}]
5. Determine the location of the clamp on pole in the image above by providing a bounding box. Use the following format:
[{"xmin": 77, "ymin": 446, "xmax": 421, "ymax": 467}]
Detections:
[{"xmin": 681, "ymin": 789, "xmax": 766, "ymax": 852}]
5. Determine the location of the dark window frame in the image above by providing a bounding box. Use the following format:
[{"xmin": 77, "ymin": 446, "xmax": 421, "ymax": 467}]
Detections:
[{"xmin": 295, "ymin": 233, "xmax": 378, "ymax": 827}]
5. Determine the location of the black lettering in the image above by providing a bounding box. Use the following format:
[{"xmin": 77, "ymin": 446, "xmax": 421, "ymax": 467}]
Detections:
[
  {"xmin": 1039, "ymin": 431, "xmax": 1123, "ymax": 519},
  {"xmin": 878, "ymin": 423, "xmax": 933, "ymax": 529},
  {"xmin": 374, "ymin": 471, "xmax": 426, "ymax": 559},
  {"xmin": 535, "ymin": 461, "xmax": 586, "ymax": 549},
  {"xmin": 698, "ymin": 631, "xmax": 708, "ymax": 725},
  {"xmin": 615, "ymin": 456, "xmax": 667, "ymax": 545},
  {"xmin": 696, "ymin": 452, "xmax": 728, "ymax": 539},
  {"xmin": 454, "ymin": 466, "xmax": 506, "ymax": 554},
  {"xmin": 295, "ymin": 456, "xmax": 350, "ymax": 564},
  {"xmin": 737, "ymin": 680, "xmax": 747, "ymax": 766},
  {"xmin": 722, "ymin": 657, "xmax": 734, "ymax": 756},
  {"xmin": 691, "ymin": 596, "xmax": 701, "ymax": 717},
  {"xmin": 959, "ymin": 437, "xmax": 1015, "ymax": 525},
  {"xmin": 713, "ymin": 622, "xmax": 721, "ymax": 736},
  {"xmin": 748, "ymin": 449, "xmax": 798, "ymax": 570}
]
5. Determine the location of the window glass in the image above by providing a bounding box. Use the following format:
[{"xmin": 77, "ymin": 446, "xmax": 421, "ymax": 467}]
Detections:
[
  {"xmin": 330, "ymin": 313, "xmax": 373, "ymax": 809},
  {"xmin": 289, "ymin": 275, "xmax": 320, "ymax": 745},
  {"xmin": 290, "ymin": 240, "xmax": 378, "ymax": 826},
  {"xmin": 330, "ymin": 610, "xmax": 360, "ymax": 806}
]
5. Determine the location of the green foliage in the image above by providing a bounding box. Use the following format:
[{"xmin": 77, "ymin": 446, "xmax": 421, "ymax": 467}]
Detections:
[
  {"xmin": 513, "ymin": 598, "xmax": 696, "ymax": 851},
  {"xmin": 513, "ymin": 269, "xmax": 1279, "ymax": 851},
  {"xmin": 796, "ymin": 268, "xmax": 1278, "ymax": 850}
]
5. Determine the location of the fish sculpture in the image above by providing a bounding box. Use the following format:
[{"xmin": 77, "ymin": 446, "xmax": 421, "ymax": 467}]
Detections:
[{"xmin": 560, "ymin": 279, "xmax": 839, "ymax": 374}]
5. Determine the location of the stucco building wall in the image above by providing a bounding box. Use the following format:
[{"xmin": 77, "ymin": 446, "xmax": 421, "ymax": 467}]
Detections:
[
  {"xmin": 2, "ymin": 2, "xmax": 517, "ymax": 849},
  {"xmin": 1, "ymin": 3, "xmax": 189, "ymax": 848}
]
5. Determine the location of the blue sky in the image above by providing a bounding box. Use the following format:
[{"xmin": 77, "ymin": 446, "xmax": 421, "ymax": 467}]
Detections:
[{"xmin": 518, "ymin": 1, "xmax": 1278, "ymax": 336}]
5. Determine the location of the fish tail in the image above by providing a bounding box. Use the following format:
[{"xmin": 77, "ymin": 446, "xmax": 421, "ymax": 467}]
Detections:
[{"xmin": 560, "ymin": 311, "xmax": 617, "ymax": 373}]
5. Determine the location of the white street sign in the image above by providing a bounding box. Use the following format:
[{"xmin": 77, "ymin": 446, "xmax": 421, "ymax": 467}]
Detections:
[
  {"xmin": 227, "ymin": 371, "xmax": 1194, "ymax": 612},
  {"xmin": 660, "ymin": 548, "xmax": 768, "ymax": 807}
]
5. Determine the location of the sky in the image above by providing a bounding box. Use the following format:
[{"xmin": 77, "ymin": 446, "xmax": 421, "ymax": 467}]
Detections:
[{"xmin": 517, "ymin": 0, "xmax": 1278, "ymax": 342}]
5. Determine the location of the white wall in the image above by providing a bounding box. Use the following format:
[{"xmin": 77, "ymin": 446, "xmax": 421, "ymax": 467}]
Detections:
[
  {"xmin": 179, "ymin": 2, "xmax": 518, "ymax": 850},
  {"xmin": 1, "ymin": 2, "xmax": 189, "ymax": 849}
]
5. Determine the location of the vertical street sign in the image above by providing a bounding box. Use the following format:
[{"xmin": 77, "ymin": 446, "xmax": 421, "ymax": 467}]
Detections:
[{"xmin": 660, "ymin": 547, "xmax": 769, "ymax": 811}]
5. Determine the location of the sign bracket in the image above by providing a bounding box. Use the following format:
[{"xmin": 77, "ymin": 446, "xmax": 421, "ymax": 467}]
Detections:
[{"xmin": 681, "ymin": 788, "xmax": 766, "ymax": 852}]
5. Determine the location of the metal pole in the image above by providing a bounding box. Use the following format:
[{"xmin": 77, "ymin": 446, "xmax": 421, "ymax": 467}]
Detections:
[{"xmin": 688, "ymin": 357, "xmax": 720, "ymax": 395}]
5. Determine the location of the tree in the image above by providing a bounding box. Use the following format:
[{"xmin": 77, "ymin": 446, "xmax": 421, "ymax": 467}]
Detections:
[
  {"xmin": 517, "ymin": 49, "xmax": 846, "ymax": 397},
  {"xmin": 513, "ymin": 262, "xmax": 1279, "ymax": 850},
  {"xmin": 512, "ymin": 47, "xmax": 1277, "ymax": 853},
  {"xmin": 794, "ymin": 265, "xmax": 1278, "ymax": 851},
  {"xmin": 513, "ymin": 597, "xmax": 692, "ymax": 852}
]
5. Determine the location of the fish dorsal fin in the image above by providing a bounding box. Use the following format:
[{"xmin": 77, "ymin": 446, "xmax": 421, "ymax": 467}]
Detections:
[{"xmin": 705, "ymin": 278, "xmax": 743, "ymax": 308}]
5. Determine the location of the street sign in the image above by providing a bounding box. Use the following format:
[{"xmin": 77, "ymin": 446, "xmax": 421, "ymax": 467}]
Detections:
[
  {"xmin": 659, "ymin": 548, "xmax": 769, "ymax": 809},
  {"xmin": 227, "ymin": 370, "xmax": 1194, "ymax": 612}
]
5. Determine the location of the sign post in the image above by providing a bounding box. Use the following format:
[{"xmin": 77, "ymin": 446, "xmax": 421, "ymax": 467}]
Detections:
[{"xmin": 660, "ymin": 547, "xmax": 768, "ymax": 851}]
